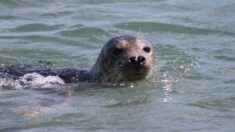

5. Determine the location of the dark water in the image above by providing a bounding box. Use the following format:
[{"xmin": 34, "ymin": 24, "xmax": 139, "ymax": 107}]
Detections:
[{"xmin": 0, "ymin": 0, "xmax": 235, "ymax": 132}]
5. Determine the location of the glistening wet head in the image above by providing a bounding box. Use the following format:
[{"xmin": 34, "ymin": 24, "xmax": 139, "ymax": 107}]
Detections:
[{"xmin": 89, "ymin": 35, "xmax": 154, "ymax": 83}]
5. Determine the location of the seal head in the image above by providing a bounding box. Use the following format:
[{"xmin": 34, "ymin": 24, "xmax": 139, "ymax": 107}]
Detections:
[{"xmin": 87, "ymin": 35, "xmax": 154, "ymax": 83}]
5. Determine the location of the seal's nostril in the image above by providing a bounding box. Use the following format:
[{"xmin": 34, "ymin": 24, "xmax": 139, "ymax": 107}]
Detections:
[
  {"xmin": 129, "ymin": 56, "xmax": 145, "ymax": 65},
  {"xmin": 137, "ymin": 56, "xmax": 145, "ymax": 63},
  {"xmin": 129, "ymin": 57, "xmax": 137, "ymax": 63}
]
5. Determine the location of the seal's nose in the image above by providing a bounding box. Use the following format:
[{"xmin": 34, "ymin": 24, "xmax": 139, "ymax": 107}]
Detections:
[{"xmin": 129, "ymin": 56, "xmax": 145, "ymax": 65}]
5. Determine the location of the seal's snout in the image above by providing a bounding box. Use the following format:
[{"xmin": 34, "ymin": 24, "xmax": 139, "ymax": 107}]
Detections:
[
  {"xmin": 129, "ymin": 56, "xmax": 146, "ymax": 65},
  {"xmin": 128, "ymin": 56, "xmax": 146, "ymax": 70}
]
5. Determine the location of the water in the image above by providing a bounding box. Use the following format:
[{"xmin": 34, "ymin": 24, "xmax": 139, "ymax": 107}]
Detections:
[{"xmin": 0, "ymin": 0, "xmax": 235, "ymax": 131}]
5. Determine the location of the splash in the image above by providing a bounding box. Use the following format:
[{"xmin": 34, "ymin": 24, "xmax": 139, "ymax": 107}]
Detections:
[
  {"xmin": 0, "ymin": 72, "xmax": 65, "ymax": 90},
  {"xmin": 153, "ymin": 44, "xmax": 197, "ymax": 102}
]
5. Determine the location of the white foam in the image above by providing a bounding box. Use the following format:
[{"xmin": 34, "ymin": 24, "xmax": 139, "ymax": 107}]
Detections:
[
  {"xmin": 0, "ymin": 73, "xmax": 65, "ymax": 90},
  {"xmin": 14, "ymin": 73, "xmax": 65, "ymax": 89}
]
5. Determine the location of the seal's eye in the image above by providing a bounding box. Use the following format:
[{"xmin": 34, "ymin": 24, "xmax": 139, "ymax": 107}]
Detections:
[
  {"xmin": 113, "ymin": 48, "xmax": 123, "ymax": 55},
  {"xmin": 143, "ymin": 47, "xmax": 151, "ymax": 53}
]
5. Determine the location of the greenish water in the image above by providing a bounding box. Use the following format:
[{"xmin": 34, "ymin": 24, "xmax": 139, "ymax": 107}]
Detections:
[{"xmin": 0, "ymin": 0, "xmax": 235, "ymax": 132}]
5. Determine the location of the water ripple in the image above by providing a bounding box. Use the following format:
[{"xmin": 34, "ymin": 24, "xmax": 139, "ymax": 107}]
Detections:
[
  {"xmin": 9, "ymin": 23, "xmax": 63, "ymax": 32},
  {"xmin": 59, "ymin": 26, "xmax": 111, "ymax": 38},
  {"xmin": 116, "ymin": 22, "xmax": 235, "ymax": 36},
  {"xmin": 214, "ymin": 55, "xmax": 235, "ymax": 62},
  {"xmin": 0, "ymin": 15, "xmax": 23, "ymax": 20}
]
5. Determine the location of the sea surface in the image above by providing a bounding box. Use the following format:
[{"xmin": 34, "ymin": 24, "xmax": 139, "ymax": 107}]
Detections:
[{"xmin": 0, "ymin": 0, "xmax": 235, "ymax": 132}]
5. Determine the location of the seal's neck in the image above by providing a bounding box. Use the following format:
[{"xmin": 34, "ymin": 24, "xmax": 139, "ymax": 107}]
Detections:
[
  {"xmin": 86, "ymin": 69, "xmax": 97, "ymax": 83},
  {"xmin": 86, "ymin": 62, "xmax": 105, "ymax": 83},
  {"xmin": 85, "ymin": 54, "xmax": 116, "ymax": 83}
]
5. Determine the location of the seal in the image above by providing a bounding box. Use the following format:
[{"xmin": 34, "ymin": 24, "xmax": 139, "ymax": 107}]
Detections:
[{"xmin": 1, "ymin": 35, "xmax": 154, "ymax": 84}]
